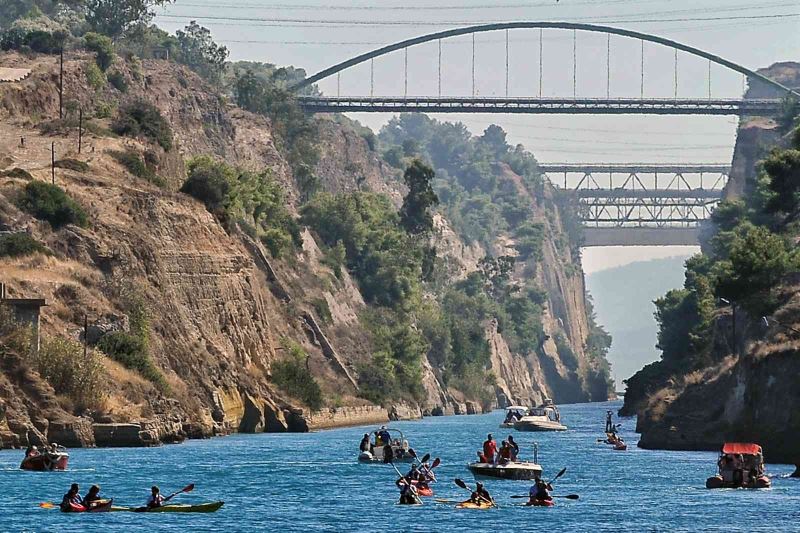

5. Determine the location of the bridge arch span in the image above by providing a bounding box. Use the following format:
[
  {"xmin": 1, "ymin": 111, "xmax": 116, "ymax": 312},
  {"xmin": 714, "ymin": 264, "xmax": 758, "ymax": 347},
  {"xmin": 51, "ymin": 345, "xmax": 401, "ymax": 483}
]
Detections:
[{"xmin": 294, "ymin": 22, "xmax": 797, "ymax": 97}]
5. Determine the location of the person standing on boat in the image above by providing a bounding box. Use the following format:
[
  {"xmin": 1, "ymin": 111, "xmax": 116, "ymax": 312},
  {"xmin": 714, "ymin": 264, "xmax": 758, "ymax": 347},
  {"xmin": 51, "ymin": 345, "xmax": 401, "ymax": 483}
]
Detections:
[
  {"xmin": 508, "ymin": 435, "xmax": 519, "ymax": 461},
  {"xmin": 377, "ymin": 426, "xmax": 391, "ymax": 446},
  {"xmin": 359, "ymin": 433, "xmax": 371, "ymax": 453},
  {"xmin": 605, "ymin": 410, "xmax": 615, "ymax": 434},
  {"xmin": 483, "ymin": 434, "xmax": 498, "ymax": 464},
  {"xmin": 529, "ymin": 478, "xmax": 553, "ymax": 504},
  {"xmin": 60, "ymin": 484, "xmax": 82, "ymax": 512}
]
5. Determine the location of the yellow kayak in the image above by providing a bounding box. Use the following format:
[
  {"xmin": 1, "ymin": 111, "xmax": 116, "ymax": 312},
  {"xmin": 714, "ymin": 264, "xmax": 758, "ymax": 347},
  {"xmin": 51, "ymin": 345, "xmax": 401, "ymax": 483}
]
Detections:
[{"xmin": 455, "ymin": 499, "xmax": 494, "ymax": 509}]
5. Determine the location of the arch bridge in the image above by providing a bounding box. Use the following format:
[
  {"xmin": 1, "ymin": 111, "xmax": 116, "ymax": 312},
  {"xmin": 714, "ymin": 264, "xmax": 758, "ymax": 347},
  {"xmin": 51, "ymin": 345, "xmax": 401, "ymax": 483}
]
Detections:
[
  {"xmin": 540, "ymin": 163, "xmax": 729, "ymax": 246},
  {"xmin": 294, "ymin": 22, "xmax": 797, "ymax": 115}
]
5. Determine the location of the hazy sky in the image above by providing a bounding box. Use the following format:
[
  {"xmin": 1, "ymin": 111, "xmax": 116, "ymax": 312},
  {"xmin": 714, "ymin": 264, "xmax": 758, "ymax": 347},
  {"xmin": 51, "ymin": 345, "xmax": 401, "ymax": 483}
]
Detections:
[{"xmin": 154, "ymin": 1, "xmax": 798, "ymax": 271}]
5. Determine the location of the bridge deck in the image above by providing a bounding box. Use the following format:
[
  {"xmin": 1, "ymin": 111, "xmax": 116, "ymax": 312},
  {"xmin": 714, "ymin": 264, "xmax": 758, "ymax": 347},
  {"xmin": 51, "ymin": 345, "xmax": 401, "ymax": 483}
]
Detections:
[{"xmin": 298, "ymin": 97, "xmax": 781, "ymax": 116}]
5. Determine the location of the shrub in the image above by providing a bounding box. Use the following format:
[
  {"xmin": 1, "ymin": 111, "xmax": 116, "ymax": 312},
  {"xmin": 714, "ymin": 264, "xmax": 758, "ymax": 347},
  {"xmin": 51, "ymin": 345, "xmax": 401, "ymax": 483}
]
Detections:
[
  {"xmin": 83, "ymin": 32, "xmax": 114, "ymax": 71},
  {"xmin": 0, "ymin": 233, "xmax": 49, "ymax": 258},
  {"xmin": 85, "ymin": 62, "xmax": 105, "ymax": 90},
  {"xmin": 271, "ymin": 341, "xmax": 323, "ymax": 409},
  {"xmin": 35, "ymin": 336, "xmax": 106, "ymax": 411},
  {"xmin": 109, "ymin": 149, "xmax": 165, "ymax": 187},
  {"xmin": 112, "ymin": 100, "xmax": 173, "ymax": 151},
  {"xmin": 2, "ymin": 168, "xmax": 33, "ymax": 180},
  {"xmin": 97, "ymin": 331, "xmax": 167, "ymax": 390},
  {"xmin": 17, "ymin": 181, "xmax": 88, "ymax": 229},
  {"xmin": 107, "ymin": 70, "xmax": 128, "ymax": 92},
  {"xmin": 94, "ymin": 100, "xmax": 116, "ymax": 119},
  {"xmin": 53, "ymin": 159, "xmax": 89, "ymax": 172}
]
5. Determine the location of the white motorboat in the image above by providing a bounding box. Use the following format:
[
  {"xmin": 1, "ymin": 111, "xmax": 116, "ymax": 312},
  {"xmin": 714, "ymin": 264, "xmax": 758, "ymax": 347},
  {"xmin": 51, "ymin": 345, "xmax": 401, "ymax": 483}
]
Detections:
[
  {"xmin": 467, "ymin": 442, "xmax": 544, "ymax": 481},
  {"xmin": 358, "ymin": 427, "xmax": 416, "ymax": 463},
  {"xmin": 513, "ymin": 400, "xmax": 567, "ymax": 432},
  {"xmin": 499, "ymin": 406, "xmax": 528, "ymax": 428}
]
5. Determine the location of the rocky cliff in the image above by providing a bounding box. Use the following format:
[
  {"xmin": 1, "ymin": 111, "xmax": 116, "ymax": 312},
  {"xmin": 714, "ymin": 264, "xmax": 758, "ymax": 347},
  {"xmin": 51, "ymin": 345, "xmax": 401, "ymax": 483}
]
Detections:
[
  {"xmin": 621, "ymin": 62, "xmax": 800, "ymax": 464},
  {"xmin": 0, "ymin": 49, "xmax": 609, "ymax": 449}
]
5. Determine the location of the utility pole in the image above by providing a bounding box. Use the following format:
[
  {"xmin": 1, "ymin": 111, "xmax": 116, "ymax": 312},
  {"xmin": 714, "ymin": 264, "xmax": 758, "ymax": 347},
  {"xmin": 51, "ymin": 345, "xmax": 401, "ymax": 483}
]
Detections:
[
  {"xmin": 51, "ymin": 142, "xmax": 55, "ymax": 185},
  {"xmin": 78, "ymin": 108, "xmax": 83, "ymax": 154},
  {"xmin": 83, "ymin": 314, "xmax": 88, "ymax": 359},
  {"xmin": 59, "ymin": 47, "xmax": 64, "ymax": 120}
]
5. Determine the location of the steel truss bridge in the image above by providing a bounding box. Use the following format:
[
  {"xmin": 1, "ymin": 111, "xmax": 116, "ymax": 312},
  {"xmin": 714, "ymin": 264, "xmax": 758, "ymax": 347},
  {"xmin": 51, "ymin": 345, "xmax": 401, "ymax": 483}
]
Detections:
[
  {"xmin": 540, "ymin": 164, "xmax": 729, "ymax": 246},
  {"xmin": 294, "ymin": 22, "xmax": 798, "ymax": 116}
]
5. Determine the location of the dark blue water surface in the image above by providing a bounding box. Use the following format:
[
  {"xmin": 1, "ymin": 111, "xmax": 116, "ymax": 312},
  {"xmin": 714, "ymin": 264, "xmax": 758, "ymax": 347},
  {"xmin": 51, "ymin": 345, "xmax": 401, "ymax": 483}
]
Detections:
[{"xmin": 1, "ymin": 400, "xmax": 797, "ymax": 532}]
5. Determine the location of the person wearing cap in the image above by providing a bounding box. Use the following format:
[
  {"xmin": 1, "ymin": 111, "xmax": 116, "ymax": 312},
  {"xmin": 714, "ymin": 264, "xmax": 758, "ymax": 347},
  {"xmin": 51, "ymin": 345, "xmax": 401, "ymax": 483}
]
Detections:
[{"xmin": 377, "ymin": 426, "xmax": 391, "ymax": 446}]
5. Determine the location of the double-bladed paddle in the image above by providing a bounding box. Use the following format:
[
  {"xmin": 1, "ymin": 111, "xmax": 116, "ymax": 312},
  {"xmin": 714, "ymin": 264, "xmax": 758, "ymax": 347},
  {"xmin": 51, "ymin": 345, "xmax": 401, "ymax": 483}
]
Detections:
[{"xmin": 391, "ymin": 462, "xmax": 422, "ymax": 504}]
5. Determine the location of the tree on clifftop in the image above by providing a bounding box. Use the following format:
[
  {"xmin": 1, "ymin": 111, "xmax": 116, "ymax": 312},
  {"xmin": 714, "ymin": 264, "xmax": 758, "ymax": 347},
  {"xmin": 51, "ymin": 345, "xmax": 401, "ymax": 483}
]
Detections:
[
  {"xmin": 86, "ymin": 0, "xmax": 174, "ymax": 39},
  {"xmin": 399, "ymin": 159, "xmax": 439, "ymax": 236}
]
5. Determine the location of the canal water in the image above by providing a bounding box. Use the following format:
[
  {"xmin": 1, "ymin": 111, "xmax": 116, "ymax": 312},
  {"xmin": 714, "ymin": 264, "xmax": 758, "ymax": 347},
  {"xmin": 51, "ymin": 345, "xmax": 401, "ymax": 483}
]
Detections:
[{"xmin": 1, "ymin": 400, "xmax": 797, "ymax": 532}]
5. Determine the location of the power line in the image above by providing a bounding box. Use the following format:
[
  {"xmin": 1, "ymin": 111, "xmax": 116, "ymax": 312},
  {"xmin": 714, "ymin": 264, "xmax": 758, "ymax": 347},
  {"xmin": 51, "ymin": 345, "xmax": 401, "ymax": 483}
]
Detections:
[{"xmin": 156, "ymin": 12, "xmax": 800, "ymax": 27}]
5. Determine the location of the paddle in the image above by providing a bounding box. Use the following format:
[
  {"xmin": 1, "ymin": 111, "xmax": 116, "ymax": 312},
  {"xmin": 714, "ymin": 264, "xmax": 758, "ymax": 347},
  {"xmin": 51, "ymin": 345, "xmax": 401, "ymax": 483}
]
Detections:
[
  {"xmin": 454, "ymin": 478, "xmax": 495, "ymax": 507},
  {"xmin": 39, "ymin": 502, "xmax": 57, "ymax": 509},
  {"xmin": 547, "ymin": 467, "xmax": 567, "ymax": 485},
  {"xmin": 511, "ymin": 494, "xmax": 580, "ymax": 500}
]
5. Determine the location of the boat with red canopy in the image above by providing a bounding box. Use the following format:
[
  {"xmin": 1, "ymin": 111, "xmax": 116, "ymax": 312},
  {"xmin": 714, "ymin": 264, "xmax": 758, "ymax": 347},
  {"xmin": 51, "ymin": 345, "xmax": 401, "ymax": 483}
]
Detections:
[{"xmin": 706, "ymin": 443, "xmax": 770, "ymax": 489}]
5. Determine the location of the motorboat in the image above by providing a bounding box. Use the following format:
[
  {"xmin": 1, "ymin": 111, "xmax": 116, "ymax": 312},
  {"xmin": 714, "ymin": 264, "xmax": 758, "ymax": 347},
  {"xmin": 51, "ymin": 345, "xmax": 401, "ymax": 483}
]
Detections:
[
  {"xmin": 358, "ymin": 427, "xmax": 416, "ymax": 463},
  {"xmin": 706, "ymin": 442, "xmax": 771, "ymax": 489},
  {"xmin": 513, "ymin": 400, "xmax": 567, "ymax": 432},
  {"xmin": 20, "ymin": 448, "xmax": 69, "ymax": 471},
  {"xmin": 467, "ymin": 442, "xmax": 544, "ymax": 481},
  {"xmin": 500, "ymin": 406, "xmax": 527, "ymax": 428}
]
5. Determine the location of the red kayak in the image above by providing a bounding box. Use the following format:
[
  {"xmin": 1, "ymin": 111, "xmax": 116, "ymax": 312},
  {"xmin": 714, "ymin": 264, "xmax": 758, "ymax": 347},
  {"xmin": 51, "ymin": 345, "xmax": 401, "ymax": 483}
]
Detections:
[
  {"xmin": 21, "ymin": 452, "xmax": 69, "ymax": 471},
  {"xmin": 65, "ymin": 499, "xmax": 114, "ymax": 513},
  {"xmin": 526, "ymin": 499, "xmax": 555, "ymax": 507},
  {"xmin": 417, "ymin": 487, "xmax": 433, "ymax": 497}
]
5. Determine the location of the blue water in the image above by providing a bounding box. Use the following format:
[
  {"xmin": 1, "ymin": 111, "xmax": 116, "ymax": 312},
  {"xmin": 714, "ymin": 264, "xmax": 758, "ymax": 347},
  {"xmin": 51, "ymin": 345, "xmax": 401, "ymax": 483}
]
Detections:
[{"xmin": 1, "ymin": 400, "xmax": 797, "ymax": 532}]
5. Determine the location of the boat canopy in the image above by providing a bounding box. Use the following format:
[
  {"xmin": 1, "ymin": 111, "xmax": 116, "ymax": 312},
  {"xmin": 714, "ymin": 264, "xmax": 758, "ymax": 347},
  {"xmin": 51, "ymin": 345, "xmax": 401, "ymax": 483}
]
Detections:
[
  {"xmin": 505, "ymin": 406, "xmax": 528, "ymax": 411},
  {"xmin": 721, "ymin": 442, "xmax": 762, "ymax": 456}
]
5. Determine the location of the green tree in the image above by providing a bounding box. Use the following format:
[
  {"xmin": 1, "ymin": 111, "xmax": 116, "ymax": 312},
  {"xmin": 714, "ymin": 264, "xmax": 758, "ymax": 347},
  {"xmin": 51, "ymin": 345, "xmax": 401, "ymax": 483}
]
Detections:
[
  {"xmin": 761, "ymin": 147, "xmax": 800, "ymax": 221},
  {"xmin": 83, "ymin": 32, "xmax": 115, "ymax": 71},
  {"xmin": 399, "ymin": 159, "xmax": 439, "ymax": 236},
  {"xmin": 86, "ymin": 0, "xmax": 174, "ymax": 39},
  {"xmin": 175, "ymin": 21, "xmax": 229, "ymax": 84}
]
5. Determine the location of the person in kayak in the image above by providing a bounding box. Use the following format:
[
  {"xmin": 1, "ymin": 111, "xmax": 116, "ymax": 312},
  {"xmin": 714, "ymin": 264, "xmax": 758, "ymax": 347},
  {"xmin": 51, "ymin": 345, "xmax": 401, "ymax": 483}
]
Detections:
[
  {"xmin": 359, "ymin": 433, "xmax": 371, "ymax": 453},
  {"xmin": 398, "ymin": 478, "xmax": 419, "ymax": 504},
  {"xmin": 529, "ymin": 477, "xmax": 553, "ymax": 504},
  {"xmin": 483, "ymin": 434, "xmax": 498, "ymax": 464},
  {"xmin": 469, "ymin": 482, "xmax": 493, "ymax": 505},
  {"xmin": 60, "ymin": 483, "xmax": 82, "ymax": 512},
  {"xmin": 420, "ymin": 461, "xmax": 436, "ymax": 483},
  {"xmin": 147, "ymin": 486, "xmax": 166, "ymax": 509},
  {"xmin": 83, "ymin": 485, "xmax": 102, "ymax": 507}
]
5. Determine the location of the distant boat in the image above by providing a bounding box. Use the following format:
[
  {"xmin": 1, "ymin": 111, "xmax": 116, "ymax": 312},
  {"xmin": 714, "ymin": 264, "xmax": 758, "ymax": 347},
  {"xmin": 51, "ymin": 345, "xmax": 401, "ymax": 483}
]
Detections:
[{"xmin": 513, "ymin": 399, "xmax": 567, "ymax": 432}]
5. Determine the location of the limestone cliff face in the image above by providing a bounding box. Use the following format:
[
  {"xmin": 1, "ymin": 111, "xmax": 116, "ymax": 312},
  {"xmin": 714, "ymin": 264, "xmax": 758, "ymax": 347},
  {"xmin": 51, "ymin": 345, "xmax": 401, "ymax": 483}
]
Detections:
[
  {"xmin": 624, "ymin": 63, "xmax": 800, "ymax": 463},
  {"xmin": 0, "ymin": 50, "xmax": 608, "ymax": 449}
]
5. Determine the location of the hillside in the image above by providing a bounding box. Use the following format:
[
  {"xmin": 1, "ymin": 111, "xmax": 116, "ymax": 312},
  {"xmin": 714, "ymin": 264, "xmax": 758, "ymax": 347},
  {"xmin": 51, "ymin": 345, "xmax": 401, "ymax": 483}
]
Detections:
[
  {"xmin": 586, "ymin": 255, "xmax": 693, "ymax": 385},
  {"xmin": 0, "ymin": 30, "xmax": 611, "ymax": 448},
  {"xmin": 620, "ymin": 62, "xmax": 800, "ymax": 464}
]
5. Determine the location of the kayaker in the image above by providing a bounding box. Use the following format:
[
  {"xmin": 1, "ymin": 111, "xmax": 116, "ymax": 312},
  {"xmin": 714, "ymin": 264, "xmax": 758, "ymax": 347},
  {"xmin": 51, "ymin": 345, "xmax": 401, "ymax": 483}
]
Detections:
[
  {"xmin": 398, "ymin": 478, "xmax": 419, "ymax": 505},
  {"xmin": 405, "ymin": 464, "xmax": 424, "ymax": 483},
  {"xmin": 483, "ymin": 434, "xmax": 498, "ymax": 464},
  {"xmin": 147, "ymin": 486, "xmax": 166, "ymax": 509},
  {"xmin": 359, "ymin": 433, "xmax": 371, "ymax": 453},
  {"xmin": 83, "ymin": 485, "xmax": 102, "ymax": 506},
  {"xmin": 470, "ymin": 482, "xmax": 493, "ymax": 505},
  {"xmin": 529, "ymin": 477, "xmax": 553, "ymax": 504},
  {"xmin": 420, "ymin": 461, "xmax": 436, "ymax": 483},
  {"xmin": 507, "ymin": 435, "xmax": 519, "ymax": 461},
  {"xmin": 60, "ymin": 483, "xmax": 82, "ymax": 512}
]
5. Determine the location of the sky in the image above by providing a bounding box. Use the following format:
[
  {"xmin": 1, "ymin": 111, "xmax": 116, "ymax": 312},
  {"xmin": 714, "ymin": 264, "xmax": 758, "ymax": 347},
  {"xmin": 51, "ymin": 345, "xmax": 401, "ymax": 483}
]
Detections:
[{"xmin": 154, "ymin": 0, "xmax": 799, "ymax": 274}]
